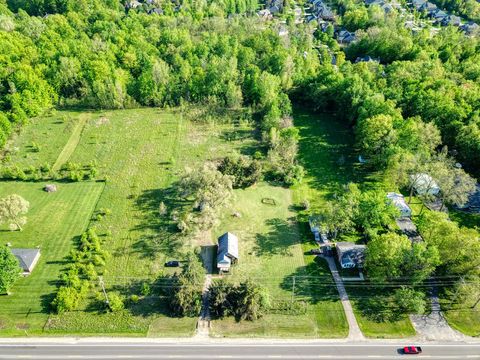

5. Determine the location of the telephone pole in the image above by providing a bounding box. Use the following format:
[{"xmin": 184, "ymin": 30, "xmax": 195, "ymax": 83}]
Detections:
[{"xmin": 99, "ymin": 276, "xmax": 109, "ymax": 305}]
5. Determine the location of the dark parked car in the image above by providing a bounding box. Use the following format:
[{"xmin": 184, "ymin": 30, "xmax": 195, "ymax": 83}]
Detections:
[
  {"xmin": 403, "ymin": 346, "xmax": 422, "ymax": 354},
  {"xmin": 165, "ymin": 261, "xmax": 180, "ymax": 267}
]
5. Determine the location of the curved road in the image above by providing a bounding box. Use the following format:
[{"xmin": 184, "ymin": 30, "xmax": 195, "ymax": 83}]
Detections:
[{"xmin": 0, "ymin": 342, "xmax": 479, "ymax": 359}]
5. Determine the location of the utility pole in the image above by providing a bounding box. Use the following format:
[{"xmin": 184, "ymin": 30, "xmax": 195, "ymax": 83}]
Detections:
[
  {"xmin": 292, "ymin": 276, "xmax": 296, "ymax": 301},
  {"xmin": 99, "ymin": 276, "xmax": 109, "ymax": 305},
  {"xmin": 472, "ymin": 294, "xmax": 480, "ymax": 309}
]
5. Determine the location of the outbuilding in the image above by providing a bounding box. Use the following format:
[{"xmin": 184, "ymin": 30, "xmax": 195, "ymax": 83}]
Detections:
[{"xmin": 11, "ymin": 248, "xmax": 41, "ymax": 275}]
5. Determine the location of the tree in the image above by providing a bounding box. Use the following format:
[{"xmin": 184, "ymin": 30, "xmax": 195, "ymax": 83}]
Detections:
[
  {"xmin": 51, "ymin": 286, "xmax": 80, "ymax": 313},
  {"xmin": 0, "ymin": 246, "xmax": 20, "ymax": 294},
  {"xmin": 209, "ymin": 278, "xmax": 270, "ymax": 321},
  {"xmin": 433, "ymin": 159, "xmax": 476, "ymax": 211},
  {"xmin": 355, "ymin": 114, "xmax": 397, "ymax": 165},
  {"xmin": 178, "ymin": 164, "xmax": 233, "ymax": 232},
  {"xmin": 365, "ymin": 232, "xmax": 411, "ymax": 280},
  {"xmin": 169, "ymin": 252, "xmax": 205, "ymax": 317},
  {"xmin": 0, "ymin": 194, "xmax": 30, "ymax": 231},
  {"xmin": 393, "ymin": 287, "xmax": 426, "ymax": 315},
  {"xmin": 355, "ymin": 190, "xmax": 399, "ymax": 235}
]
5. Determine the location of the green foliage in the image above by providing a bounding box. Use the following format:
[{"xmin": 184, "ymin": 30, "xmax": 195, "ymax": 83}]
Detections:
[
  {"xmin": 218, "ymin": 155, "xmax": 262, "ymax": 188},
  {"xmin": 0, "ymin": 246, "xmax": 20, "ymax": 294},
  {"xmin": 0, "ymin": 194, "xmax": 30, "ymax": 231},
  {"xmin": 209, "ymin": 278, "xmax": 270, "ymax": 321},
  {"xmin": 51, "ymin": 286, "xmax": 84, "ymax": 314},
  {"xmin": 393, "ymin": 287, "xmax": 426, "ymax": 315},
  {"xmin": 108, "ymin": 292, "xmax": 124, "ymax": 312},
  {"xmin": 168, "ymin": 252, "xmax": 205, "ymax": 317}
]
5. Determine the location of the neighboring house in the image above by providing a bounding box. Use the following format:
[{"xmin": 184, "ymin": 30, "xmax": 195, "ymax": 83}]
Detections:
[
  {"xmin": 412, "ymin": 0, "xmax": 427, "ymax": 11},
  {"xmin": 387, "ymin": 192, "xmax": 412, "ymax": 218},
  {"xmin": 336, "ymin": 242, "xmax": 366, "ymax": 269},
  {"xmin": 217, "ymin": 232, "xmax": 239, "ymax": 273},
  {"xmin": 126, "ymin": 0, "xmax": 142, "ymax": 9},
  {"xmin": 443, "ymin": 15, "xmax": 461, "ymax": 26},
  {"xmin": 258, "ymin": 9, "xmax": 273, "ymax": 20},
  {"xmin": 460, "ymin": 22, "xmax": 480, "ymax": 35},
  {"xmin": 337, "ymin": 29, "xmax": 356, "ymax": 44},
  {"xmin": 11, "ymin": 248, "xmax": 41, "ymax": 275},
  {"xmin": 148, "ymin": 7, "xmax": 163, "ymax": 14},
  {"xmin": 457, "ymin": 184, "xmax": 480, "ymax": 212},
  {"xmin": 411, "ymin": 173, "xmax": 440, "ymax": 196},
  {"xmin": 355, "ymin": 55, "xmax": 380, "ymax": 63}
]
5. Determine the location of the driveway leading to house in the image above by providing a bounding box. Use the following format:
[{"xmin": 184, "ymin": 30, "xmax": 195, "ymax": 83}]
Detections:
[
  {"xmin": 322, "ymin": 256, "xmax": 365, "ymax": 340},
  {"xmin": 411, "ymin": 287, "xmax": 468, "ymax": 341}
]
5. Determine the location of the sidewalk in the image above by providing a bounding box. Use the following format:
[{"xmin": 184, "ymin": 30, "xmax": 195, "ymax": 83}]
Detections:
[{"xmin": 322, "ymin": 256, "xmax": 365, "ymax": 341}]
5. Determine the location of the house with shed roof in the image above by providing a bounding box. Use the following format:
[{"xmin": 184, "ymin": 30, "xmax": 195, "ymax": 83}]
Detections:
[
  {"xmin": 11, "ymin": 248, "xmax": 41, "ymax": 275},
  {"xmin": 336, "ymin": 242, "xmax": 366, "ymax": 269},
  {"xmin": 386, "ymin": 192, "xmax": 412, "ymax": 218},
  {"xmin": 217, "ymin": 232, "xmax": 239, "ymax": 273},
  {"xmin": 337, "ymin": 29, "xmax": 356, "ymax": 44}
]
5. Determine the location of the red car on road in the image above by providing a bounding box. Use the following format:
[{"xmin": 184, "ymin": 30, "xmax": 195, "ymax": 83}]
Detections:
[{"xmin": 403, "ymin": 346, "xmax": 422, "ymax": 354}]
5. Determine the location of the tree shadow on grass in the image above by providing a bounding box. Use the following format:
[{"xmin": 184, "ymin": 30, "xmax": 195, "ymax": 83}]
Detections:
[
  {"xmin": 280, "ymin": 257, "xmax": 340, "ymax": 305},
  {"xmin": 131, "ymin": 184, "xmax": 191, "ymax": 258},
  {"xmin": 354, "ymin": 287, "xmax": 403, "ymax": 322},
  {"xmin": 294, "ymin": 110, "xmax": 366, "ymax": 195},
  {"xmin": 253, "ymin": 217, "xmax": 298, "ymax": 257}
]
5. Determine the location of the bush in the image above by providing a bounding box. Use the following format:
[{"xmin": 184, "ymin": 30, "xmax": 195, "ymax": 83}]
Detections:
[
  {"xmin": 52, "ymin": 286, "xmax": 81, "ymax": 314},
  {"xmin": 218, "ymin": 155, "xmax": 262, "ymax": 188},
  {"xmin": 108, "ymin": 293, "xmax": 124, "ymax": 312}
]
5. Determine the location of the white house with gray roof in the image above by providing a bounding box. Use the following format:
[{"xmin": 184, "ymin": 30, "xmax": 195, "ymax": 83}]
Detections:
[{"xmin": 217, "ymin": 232, "xmax": 239, "ymax": 273}]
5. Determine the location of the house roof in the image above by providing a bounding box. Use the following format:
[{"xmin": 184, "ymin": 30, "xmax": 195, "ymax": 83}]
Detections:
[
  {"xmin": 411, "ymin": 173, "xmax": 440, "ymax": 195},
  {"xmin": 336, "ymin": 242, "xmax": 366, "ymax": 267},
  {"xmin": 386, "ymin": 192, "xmax": 411, "ymax": 215},
  {"xmin": 217, "ymin": 232, "xmax": 239, "ymax": 267},
  {"xmin": 11, "ymin": 248, "xmax": 41, "ymax": 272}
]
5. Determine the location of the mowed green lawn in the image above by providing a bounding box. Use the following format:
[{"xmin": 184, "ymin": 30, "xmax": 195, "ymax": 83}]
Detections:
[
  {"xmin": 1, "ymin": 108, "xmax": 255, "ymax": 336},
  {"xmin": 292, "ymin": 109, "xmax": 415, "ymax": 339},
  {"xmin": 0, "ymin": 181, "xmax": 103, "ymax": 335},
  {"xmin": 210, "ymin": 159, "xmax": 347, "ymax": 335},
  {"xmin": 3, "ymin": 111, "xmax": 86, "ymax": 168}
]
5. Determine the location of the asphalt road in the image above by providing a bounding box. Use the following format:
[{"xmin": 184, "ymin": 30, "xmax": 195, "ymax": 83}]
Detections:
[{"xmin": 0, "ymin": 342, "xmax": 479, "ymax": 359}]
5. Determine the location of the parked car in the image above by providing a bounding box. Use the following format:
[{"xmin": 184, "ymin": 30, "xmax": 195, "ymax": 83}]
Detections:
[
  {"xmin": 314, "ymin": 232, "xmax": 320, "ymax": 242},
  {"xmin": 403, "ymin": 346, "xmax": 422, "ymax": 354},
  {"xmin": 165, "ymin": 260, "xmax": 180, "ymax": 267}
]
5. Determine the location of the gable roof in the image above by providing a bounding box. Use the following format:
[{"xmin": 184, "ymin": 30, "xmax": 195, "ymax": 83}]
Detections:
[
  {"xmin": 217, "ymin": 232, "xmax": 239, "ymax": 266},
  {"xmin": 11, "ymin": 248, "xmax": 41, "ymax": 273}
]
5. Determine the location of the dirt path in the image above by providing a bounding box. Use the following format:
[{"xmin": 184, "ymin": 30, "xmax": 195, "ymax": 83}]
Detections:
[
  {"xmin": 52, "ymin": 114, "xmax": 89, "ymax": 171},
  {"xmin": 323, "ymin": 256, "xmax": 365, "ymax": 341}
]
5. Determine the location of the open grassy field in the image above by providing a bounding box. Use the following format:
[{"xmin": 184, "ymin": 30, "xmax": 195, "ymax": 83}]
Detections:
[
  {"xmin": 210, "ymin": 183, "xmax": 347, "ymax": 338},
  {"xmin": 0, "ymin": 181, "xmax": 104, "ymax": 336},
  {"xmin": 1, "ymin": 107, "xmax": 256, "ymax": 336},
  {"xmin": 291, "ymin": 109, "xmax": 415, "ymax": 339},
  {"xmin": 3, "ymin": 111, "xmax": 86, "ymax": 168}
]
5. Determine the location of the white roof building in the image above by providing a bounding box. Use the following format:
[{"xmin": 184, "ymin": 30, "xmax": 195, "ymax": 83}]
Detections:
[
  {"xmin": 411, "ymin": 173, "xmax": 440, "ymax": 196},
  {"xmin": 386, "ymin": 192, "xmax": 412, "ymax": 218},
  {"xmin": 217, "ymin": 232, "xmax": 239, "ymax": 272}
]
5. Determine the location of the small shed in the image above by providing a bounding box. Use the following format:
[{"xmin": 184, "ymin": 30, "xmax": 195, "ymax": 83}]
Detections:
[
  {"xmin": 411, "ymin": 173, "xmax": 440, "ymax": 196},
  {"xmin": 217, "ymin": 232, "xmax": 239, "ymax": 273},
  {"xmin": 386, "ymin": 192, "xmax": 412, "ymax": 218},
  {"xmin": 336, "ymin": 242, "xmax": 366, "ymax": 269},
  {"xmin": 11, "ymin": 248, "xmax": 41, "ymax": 274}
]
